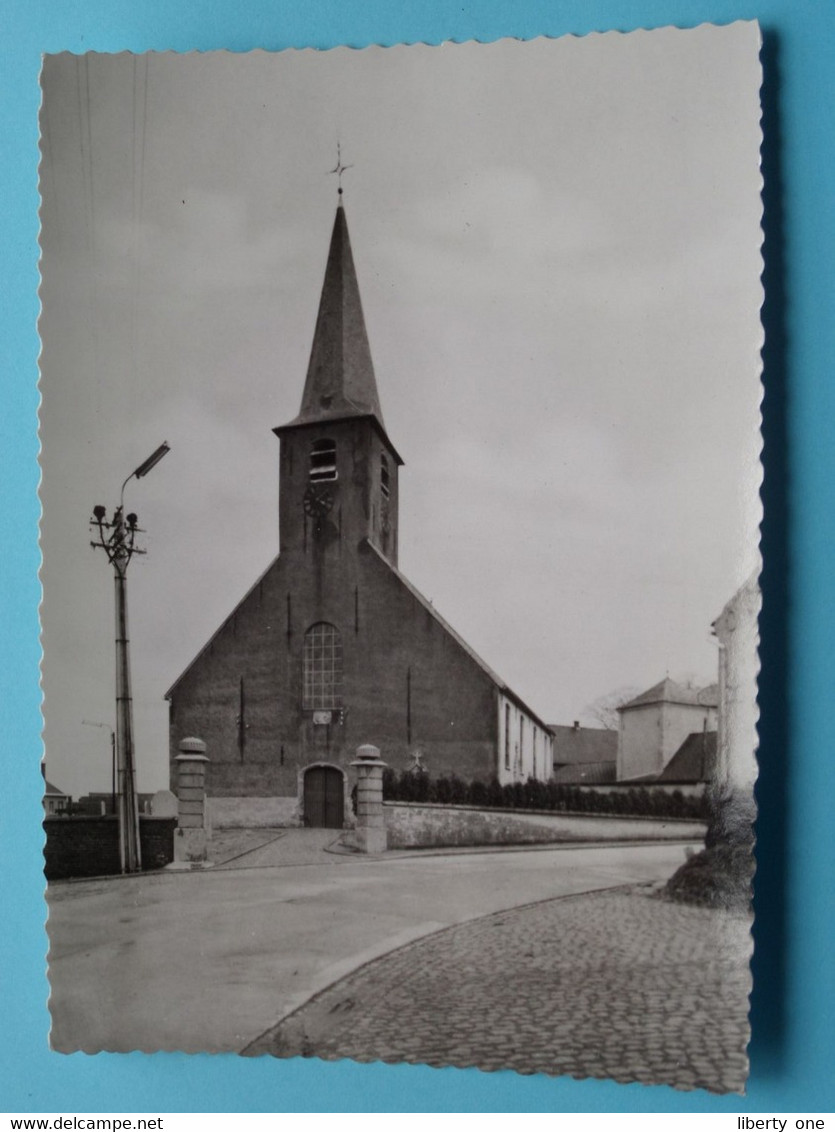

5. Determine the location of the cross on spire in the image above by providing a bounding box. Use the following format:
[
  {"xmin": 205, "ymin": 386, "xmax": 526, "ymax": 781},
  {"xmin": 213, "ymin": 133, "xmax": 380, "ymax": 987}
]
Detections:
[{"xmin": 327, "ymin": 142, "xmax": 353, "ymax": 196}]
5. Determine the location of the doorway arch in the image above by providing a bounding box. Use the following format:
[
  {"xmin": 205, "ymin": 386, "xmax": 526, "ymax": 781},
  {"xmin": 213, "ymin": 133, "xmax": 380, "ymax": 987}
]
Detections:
[{"xmin": 302, "ymin": 763, "xmax": 346, "ymax": 829}]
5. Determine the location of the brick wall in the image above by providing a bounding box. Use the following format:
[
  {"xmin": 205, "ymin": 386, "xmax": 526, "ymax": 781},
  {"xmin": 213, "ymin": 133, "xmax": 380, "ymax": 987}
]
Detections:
[
  {"xmin": 43, "ymin": 816, "xmax": 177, "ymax": 880},
  {"xmin": 141, "ymin": 817, "xmax": 178, "ymax": 870}
]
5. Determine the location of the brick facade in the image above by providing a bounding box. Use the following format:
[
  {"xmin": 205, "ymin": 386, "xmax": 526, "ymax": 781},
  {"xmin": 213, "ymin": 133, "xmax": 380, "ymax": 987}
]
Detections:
[{"xmin": 167, "ymin": 536, "xmax": 502, "ymax": 811}]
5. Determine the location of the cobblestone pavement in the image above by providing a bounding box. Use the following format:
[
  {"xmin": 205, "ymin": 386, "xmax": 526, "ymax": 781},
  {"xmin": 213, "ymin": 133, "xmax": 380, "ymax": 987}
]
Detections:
[{"xmin": 247, "ymin": 886, "xmax": 752, "ymax": 1094}]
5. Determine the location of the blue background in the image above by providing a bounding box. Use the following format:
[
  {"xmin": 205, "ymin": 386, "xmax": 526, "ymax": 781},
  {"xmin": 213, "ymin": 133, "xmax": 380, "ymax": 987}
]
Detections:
[{"xmin": 2, "ymin": 0, "xmax": 832, "ymax": 1114}]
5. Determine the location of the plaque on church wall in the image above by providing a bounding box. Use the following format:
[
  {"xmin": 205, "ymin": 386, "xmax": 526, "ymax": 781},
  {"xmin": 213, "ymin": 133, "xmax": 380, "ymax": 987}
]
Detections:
[{"xmin": 39, "ymin": 24, "xmax": 763, "ymax": 1097}]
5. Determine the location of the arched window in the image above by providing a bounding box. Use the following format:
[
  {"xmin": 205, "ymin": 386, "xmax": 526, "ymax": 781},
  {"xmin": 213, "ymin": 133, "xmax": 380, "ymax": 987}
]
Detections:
[
  {"xmin": 303, "ymin": 622, "xmax": 343, "ymax": 710},
  {"xmin": 380, "ymin": 453, "xmax": 390, "ymax": 498},
  {"xmin": 309, "ymin": 438, "xmax": 337, "ymax": 482}
]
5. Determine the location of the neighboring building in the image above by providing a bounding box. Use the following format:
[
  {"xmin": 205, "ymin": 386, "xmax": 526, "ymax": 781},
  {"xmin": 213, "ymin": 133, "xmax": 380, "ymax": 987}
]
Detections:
[
  {"xmin": 713, "ymin": 572, "xmax": 760, "ymax": 793},
  {"xmin": 550, "ymin": 722, "xmax": 617, "ymax": 783},
  {"xmin": 656, "ymin": 730, "xmax": 718, "ymax": 784},
  {"xmin": 616, "ymin": 678, "xmax": 718, "ymax": 782},
  {"xmin": 42, "ymin": 765, "xmax": 70, "ymax": 815},
  {"xmin": 166, "ymin": 200, "xmax": 553, "ymax": 828},
  {"xmin": 74, "ymin": 792, "xmax": 154, "ymax": 816}
]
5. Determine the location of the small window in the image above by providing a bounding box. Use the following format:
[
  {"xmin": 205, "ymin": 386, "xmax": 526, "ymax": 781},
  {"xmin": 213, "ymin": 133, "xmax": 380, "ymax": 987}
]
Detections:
[
  {"xmin": 504, "ymin": 703, "xmax": 511, "ymax": 770},
  {"xmin": 310, "ymin": 439, "xmax": 337, "ymax": 482},
  {"xmin": 380, "ymin": 453, "xmax": 390, "ymax": 498}
]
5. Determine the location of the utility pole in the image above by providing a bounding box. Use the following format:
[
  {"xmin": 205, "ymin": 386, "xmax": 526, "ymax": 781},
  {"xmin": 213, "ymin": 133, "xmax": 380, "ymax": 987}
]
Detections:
[
  {"xmin": 90, "ymin": 442, "xmax": 170, "ymax": 873},
  {"xmin": 81, "ymin": 718, "xmax": 116, "ymax": 813}
]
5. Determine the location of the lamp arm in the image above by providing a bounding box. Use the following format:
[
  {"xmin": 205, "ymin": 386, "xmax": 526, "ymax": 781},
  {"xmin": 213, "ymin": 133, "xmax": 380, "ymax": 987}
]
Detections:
[{"xmin": 119, "ymin": 472, "xmax": 136, "ymax": 511}]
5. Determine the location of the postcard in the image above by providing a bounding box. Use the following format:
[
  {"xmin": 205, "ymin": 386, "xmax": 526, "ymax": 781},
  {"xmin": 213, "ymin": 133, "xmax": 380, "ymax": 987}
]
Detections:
[{"xmin": 40, "ymin": 25, "xmax": 762, "ymax": 1092}]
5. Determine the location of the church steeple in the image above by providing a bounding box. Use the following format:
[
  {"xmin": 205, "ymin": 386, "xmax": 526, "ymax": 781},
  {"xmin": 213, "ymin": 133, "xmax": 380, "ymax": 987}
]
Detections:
[
  {"xmin": 274, "ymin": 199, "xmax": 403, "ymax": 566},
  {"xmin": 283, "ymin": 202, "xmax": 385, "ymax": 430}
]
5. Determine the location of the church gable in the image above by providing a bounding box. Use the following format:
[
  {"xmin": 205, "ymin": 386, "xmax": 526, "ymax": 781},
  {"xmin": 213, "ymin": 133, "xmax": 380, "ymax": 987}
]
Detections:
[
  {"xmin": 165, "ymin": 555, "xmax": 283, "ymax": 702},
  {"xmin": 357, "ymin": 539, "xmax": 552, "ymax": 734},
  {"xmin": 353, "ymin": 539, "xmax": 499, "ymax": 748},
  {"xmin": 164, "ymin": 554, "xmax": 296, "ymax": 792}
]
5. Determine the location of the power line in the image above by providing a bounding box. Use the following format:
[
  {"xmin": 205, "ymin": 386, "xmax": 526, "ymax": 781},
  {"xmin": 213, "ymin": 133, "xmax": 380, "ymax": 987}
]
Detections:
[{"xmin": 76, "ymin": 55, "xmax": 102, "ymax": 408}]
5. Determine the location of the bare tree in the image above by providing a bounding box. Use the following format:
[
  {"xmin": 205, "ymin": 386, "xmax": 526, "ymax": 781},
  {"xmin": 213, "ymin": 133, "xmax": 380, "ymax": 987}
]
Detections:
[{"xmin": 584, "ymin": 686, "xmax": 641, "ymax": 730}]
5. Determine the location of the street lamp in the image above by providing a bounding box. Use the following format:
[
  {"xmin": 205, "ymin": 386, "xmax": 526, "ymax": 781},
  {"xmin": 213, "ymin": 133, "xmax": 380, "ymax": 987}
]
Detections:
[{"xmin": 90, "ymin": 441, "xmax": 170, "ymax": 873}]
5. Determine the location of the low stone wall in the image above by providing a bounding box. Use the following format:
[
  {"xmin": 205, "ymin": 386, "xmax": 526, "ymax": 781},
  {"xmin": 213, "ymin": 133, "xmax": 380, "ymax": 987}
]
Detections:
[
  {"xmin": 43, "ymin": 816, "xmax": 177, "ymax": 880},
  {"xmin": 384, "ymin": 801, "xmax": 706, "ymax": 850},
  {"xmin": 206, "ymin": 795, "xmax": 301, "ymax": 829}
]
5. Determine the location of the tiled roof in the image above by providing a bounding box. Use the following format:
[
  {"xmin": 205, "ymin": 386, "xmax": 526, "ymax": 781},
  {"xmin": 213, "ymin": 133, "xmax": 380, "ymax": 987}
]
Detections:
[
  {"xmin": 551, "ymin": 761, "xmax": 617, "ymax": 785},
  {"xmin": 657, "ymin": 730, "xmax": 718, "ymax": 783},
  {"xmin": 550, "ymin": 724, "xmax": 618, "ymax": 765},
  {"xmin": 43, "ymin": 780, "xmax": 68, "ymax": 797},
  {"xmin": 619, "ymin": 678, "xmax": 718, "ymax": 711}
]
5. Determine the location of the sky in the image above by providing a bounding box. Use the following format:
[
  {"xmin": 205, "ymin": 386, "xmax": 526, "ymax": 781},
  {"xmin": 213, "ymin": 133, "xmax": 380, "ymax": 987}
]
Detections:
[{"xmin": 38, "ymin": 26, "xmax": 764, "ymax": 797}]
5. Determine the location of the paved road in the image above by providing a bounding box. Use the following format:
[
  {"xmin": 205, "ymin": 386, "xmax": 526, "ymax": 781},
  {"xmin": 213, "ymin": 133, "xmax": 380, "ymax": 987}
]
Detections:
[
  {"xmin": 211, "ymin": 827, "xmax": 348, "ymax": 868},
  {"xmin": 46, "ymin": 838, "xmax": 695, "ymax": 1054},
  {"xmin": 246, "ymin": 887, "xmax": 751, "ymax": 1094}
]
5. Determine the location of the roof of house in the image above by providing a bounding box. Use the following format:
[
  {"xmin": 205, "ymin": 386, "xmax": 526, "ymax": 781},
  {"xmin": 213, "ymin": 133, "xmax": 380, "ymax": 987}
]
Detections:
[
  {"xmin": 619, "ymin": 677, "xmax": 719, "ymax": 712},
  {"xmin": 657, "ymin": 730, "xmax": 718, "ymax": 783},
  {"xmin": 43, "ymin": 779, "xmax": 69, "ymax": 797},
  {"xmin": 551, "ymin": 761, "xmax": 617, "ymax": 785},
  {"xmin": 549, "ymin": 724, "xmax": 618, "ymax": 765}
]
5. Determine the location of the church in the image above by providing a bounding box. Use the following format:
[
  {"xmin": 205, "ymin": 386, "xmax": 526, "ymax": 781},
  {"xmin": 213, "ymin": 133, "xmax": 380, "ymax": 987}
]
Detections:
[{"xmin": 166, "ymin": 197, "xmax": 554, "ymax": 828}]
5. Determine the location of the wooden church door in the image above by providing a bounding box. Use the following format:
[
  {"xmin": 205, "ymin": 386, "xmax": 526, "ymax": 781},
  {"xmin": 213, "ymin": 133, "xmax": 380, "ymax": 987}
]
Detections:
[{"xmin": 303, "ymin": 766, "xmax": 344, "ymax": 828}]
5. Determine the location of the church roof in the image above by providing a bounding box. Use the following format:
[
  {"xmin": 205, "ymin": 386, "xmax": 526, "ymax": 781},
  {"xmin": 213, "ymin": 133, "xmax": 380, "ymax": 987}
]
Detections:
[
  {"xmin": 362, "ymin": 540, "xmax": 554, "ymax": 733},
  {"xmin": 164, "ymin": 553, "xmax": 280, "ymax": 699},
  {"xmin": 619, "ymin": 677, "xmax": 719, "ymax": 712},
  {"xmin": 277, "ymin": 202, "xmax": 385, "ymax": 432}
]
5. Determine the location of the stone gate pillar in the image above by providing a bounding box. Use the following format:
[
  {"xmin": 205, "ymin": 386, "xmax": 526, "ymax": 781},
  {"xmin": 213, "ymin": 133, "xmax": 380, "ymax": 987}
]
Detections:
[
  {"xmin": 350, "ymin": 744, "xmax": 388, "ymax": 854},
  {"xmin": 174, "ymin": 736, "xmax": 211, "ymax": 865}
]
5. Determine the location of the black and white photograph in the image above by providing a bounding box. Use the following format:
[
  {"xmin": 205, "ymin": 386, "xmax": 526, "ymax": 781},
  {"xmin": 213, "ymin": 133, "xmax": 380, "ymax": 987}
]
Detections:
[{"xmin": 40, "ymin": 25, "xmax": 762, "ymax": 1093}]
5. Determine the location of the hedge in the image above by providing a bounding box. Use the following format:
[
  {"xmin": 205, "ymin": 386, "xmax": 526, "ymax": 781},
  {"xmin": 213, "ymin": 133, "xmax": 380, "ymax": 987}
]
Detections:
[
  {"xmin": 664, "ymin": 785, "xmax": 756, "ymax": 908},
  {"xmin": 381, "ymin": 768, "xmax": 708, "ymax": 821}
]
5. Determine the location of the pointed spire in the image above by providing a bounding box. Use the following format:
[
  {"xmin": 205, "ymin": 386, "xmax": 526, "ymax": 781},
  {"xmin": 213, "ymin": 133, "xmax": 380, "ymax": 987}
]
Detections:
[{"xmin": 285, "ymin": 202, "xmax": 385, "ymax": 429}]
